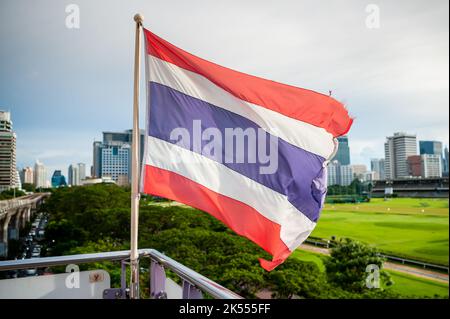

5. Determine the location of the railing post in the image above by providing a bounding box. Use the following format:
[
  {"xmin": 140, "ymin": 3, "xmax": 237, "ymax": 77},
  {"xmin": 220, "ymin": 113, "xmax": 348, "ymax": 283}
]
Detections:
[
  {"xmin": 121, "ymin": 260, "xmax": 128, "ymax": 289},
  {"xmin": 150, "ymin": 260, "xmax": 167, "ymax": 299},
  {"xmin": 182, "ymin": 280, "xmax": 203, "ymax": 299}
]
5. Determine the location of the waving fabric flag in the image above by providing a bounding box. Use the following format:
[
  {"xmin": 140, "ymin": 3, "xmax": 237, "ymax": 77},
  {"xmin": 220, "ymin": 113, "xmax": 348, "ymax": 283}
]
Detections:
[{"xmin": 141, "ymin": 28, "xmax": 353, "ymax": 271}]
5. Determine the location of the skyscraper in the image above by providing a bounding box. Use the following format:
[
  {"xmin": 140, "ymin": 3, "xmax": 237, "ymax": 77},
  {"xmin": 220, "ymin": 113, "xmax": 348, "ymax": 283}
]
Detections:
[
  {"xmin": 19, "ymin": 166, "xmax": 34, "ymax": 185},
  {"xmin": 92, "ymin": 130, "xmax": 145, "ymax": 185},
  {"xmin": 101, "ymin": 144, "xmax": 131, "ymax": 186},
  {"xmin": 68, "ymin": 164, "xmax": 80, "ymax": 186},
  {"xmin": 332, "ymin": 135, "xmax": 350, "ymax": 165},
  {"xmin": 421, "ymin": 154, "xmax": 442, "ymax": 178},
  {"xmin": 93, "ymin": 141, "xmax": 102, "ymax": 178},
  {"xmin": 444, "ymin": 146, "xmax": 449, "ymax": 177},
  {"xmin": 327, "ymin": 160, "xmax": 354, "ymax": 186},
  {"xmin": 14, "ymin": 170, "xmax": 21, "ymax": 190},
  {"xmin": 51, "ymin": 170, "xmax": 67, "ymax": 188},
  {"xmin": 0, "ymin": 111, "xmax": 17, "ymax": 192},
  {"xmin": 370, "ymin": 158, "xmax": 385, "ymax": 180},
  {"xmin": 34, "ymin": 160, "xmax": 47, "ymax": 188},
  {"xmin": 419, "ymin": 141, "xmax": 443, "ymax": 157},
  {"xmin": 351, "ymin": 164, "xmax": 367, "ymax": 181},
  {"xmin": 420, "ymin": 140, "xmax": 444, "ymax": 174},
  {"xmin": 384, "ymin": 133, "xmax": 417, "ymax": 179},
  {"xmin": 78, "ymin": 163, "xmax": 86, "ymax": 181}
]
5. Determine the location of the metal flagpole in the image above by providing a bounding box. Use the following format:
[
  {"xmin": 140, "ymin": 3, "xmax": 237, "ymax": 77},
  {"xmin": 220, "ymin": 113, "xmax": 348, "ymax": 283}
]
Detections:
[{"xmin": 130, "ymin": 13, "xmax": 143, "ymax": 299}]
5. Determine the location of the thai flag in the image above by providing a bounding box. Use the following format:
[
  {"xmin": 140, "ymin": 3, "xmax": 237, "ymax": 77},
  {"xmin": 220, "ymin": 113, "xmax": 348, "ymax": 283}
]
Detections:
[{"xmin": 141, "ymin": 28, "xmax": 353, "ymax": 271}]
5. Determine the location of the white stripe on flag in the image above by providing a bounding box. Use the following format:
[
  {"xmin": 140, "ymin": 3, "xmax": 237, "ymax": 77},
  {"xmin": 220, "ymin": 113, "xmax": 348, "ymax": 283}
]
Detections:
[
  {"xmin": 148, "ymin": 55, "xmax": 336, "ymax": 160},
  {"xmin": 146, "ymin": 136, "xmax": 316, "ymax": 250}
]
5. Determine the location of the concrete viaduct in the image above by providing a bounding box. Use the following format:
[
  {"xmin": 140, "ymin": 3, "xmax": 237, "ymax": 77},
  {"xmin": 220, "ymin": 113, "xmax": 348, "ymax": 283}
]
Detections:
[{"xmin": 0, "ymin": 193, "xmax": 50, "ymax": 258}]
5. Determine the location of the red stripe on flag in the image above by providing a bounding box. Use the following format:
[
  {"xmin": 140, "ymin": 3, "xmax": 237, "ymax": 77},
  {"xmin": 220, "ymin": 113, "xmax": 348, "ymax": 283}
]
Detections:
[
  {"xmin": 143, "ymin": 28, "xmax": 353, "ymax": 137},
  {"xmin": 143, "ymin": 164, "xmax": 292, "ymax": 271}
]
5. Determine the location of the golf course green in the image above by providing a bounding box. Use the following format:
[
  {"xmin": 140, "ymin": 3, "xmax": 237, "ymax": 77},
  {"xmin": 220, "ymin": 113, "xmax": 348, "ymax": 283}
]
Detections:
[{"xmin": 312, "ymin": 198, "xmax": 449, "ymax": 265}]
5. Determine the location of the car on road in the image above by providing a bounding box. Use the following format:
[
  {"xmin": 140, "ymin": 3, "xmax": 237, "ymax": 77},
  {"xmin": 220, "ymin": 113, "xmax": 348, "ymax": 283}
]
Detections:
[{"xmin": 25, "ymin": 268, "xmax": 37, "ymax": 276}]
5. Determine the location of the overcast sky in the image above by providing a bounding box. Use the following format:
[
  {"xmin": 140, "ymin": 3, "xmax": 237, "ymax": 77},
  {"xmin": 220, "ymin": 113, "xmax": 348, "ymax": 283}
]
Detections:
[{"xmin": 1, "ymin": 0, "xmax": 448, "ymax": 180}]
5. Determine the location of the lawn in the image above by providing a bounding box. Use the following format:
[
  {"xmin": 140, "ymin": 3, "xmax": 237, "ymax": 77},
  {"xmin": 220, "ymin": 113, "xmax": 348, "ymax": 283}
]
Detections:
[
  {"xmin": 291, "ymin": 249, "xmax": 449, "ymax": 298},
  {"xmin": 290, "ymin": 250, "xmax": 327, "ymax": 272},
  {"xmin": 313, "ymin": 198, "xmax": 449, "ymax": 265},
  {"xmin": 386, "ymin": 270, "xmax": 449, "ymax": 298}
]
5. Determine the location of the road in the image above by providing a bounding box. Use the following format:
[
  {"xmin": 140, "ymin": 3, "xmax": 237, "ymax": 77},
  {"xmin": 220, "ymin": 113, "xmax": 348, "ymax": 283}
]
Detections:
[{"xmin": 299, "ymin": 244, "xmax": 449, "ymax": 284}]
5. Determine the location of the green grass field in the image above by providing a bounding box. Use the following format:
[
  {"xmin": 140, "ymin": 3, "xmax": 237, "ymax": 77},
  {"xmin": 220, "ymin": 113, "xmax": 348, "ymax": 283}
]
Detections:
[
  {"xmin": 291, "ymin": 249, "xmax": 449, "ymax": 298},
  {"xmin": 313, "ymin": 198, "xmax": 449, "ymax": 265}
]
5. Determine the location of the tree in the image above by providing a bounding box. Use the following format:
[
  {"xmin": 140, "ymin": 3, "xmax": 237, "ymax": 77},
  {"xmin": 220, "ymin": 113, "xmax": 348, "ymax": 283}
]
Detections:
[
  {"xmin": 0, "ymin": 188, "xmax": 26, "ymax": 200},
  {"xmin": 21, "ymin": 183, "xmax": 35, "ymax": 193},
  {"xmin": 325, "ymin": 238, "xmax": 392, "ymax": 292},
  {"xmin": 267, "ymin": 259, "xmax": 325, "ymax": 299}
]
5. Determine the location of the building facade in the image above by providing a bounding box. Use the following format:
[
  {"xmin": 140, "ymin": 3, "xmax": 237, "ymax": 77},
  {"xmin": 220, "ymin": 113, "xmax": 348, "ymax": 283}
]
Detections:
[
  {"xmin": 370, "ymin": 158, "xmax": 385, "ymax": 180},
  {"xmin": 19, "ymin": 166, "xmax": 34, "ymax": 185},
  {"xmin": 327, "ymin": 160, "xmax": 354, "ymax": 186},
  {"xmin": 101, "ymin": 144, "xmax": 131, "ymax": 186},
  {"xmin": 78, "ymin": 163, "xmax": 86, "ymax": 182},
  {"xmin": 384, "ymin": 133, "xmax": 417, "ymax": 179},
  {"xmin": 51, "ymin": 170, "xmax": 67, "ymax": 188},
  {"xmin": 0, "ymin": 111, "xmax": 17, "ymax": 192},
  {"xmin": 407, "ymin": 155, "xmax": 422, "ymax": 177},
  {"xmin": 92, "ymin": 130, "xmax": 145, "ymax": 185},
  {"xmin": 34, "ymin": 160, "xmax": 47, "ymax": 188},
  {"xmin": 332, "ymin": 135, "xmax": 350, "ymax": 165},
  {"xmin": 421, "ymin": 154, "xmax": 442, "ymax": 178},
  {"xmin": 419, "ymin": 141, "xmax": 443, "ymax": 157},
  {"xmin": 68, "ymin": 164, "xmax": 80, "ymax": 186},
  {"xmin": 351, "ymin": 164, "xmax": 367, "ymax": 181},
  {"xmin": 443, "ymin": 146, "xmax": 449, "ymax": 177}
]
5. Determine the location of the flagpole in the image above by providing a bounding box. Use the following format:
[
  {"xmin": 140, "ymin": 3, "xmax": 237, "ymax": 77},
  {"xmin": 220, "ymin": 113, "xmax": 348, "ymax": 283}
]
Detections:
[{"xmin": 130, "ymin": 13, "xmax": 143, "ymax": 299}]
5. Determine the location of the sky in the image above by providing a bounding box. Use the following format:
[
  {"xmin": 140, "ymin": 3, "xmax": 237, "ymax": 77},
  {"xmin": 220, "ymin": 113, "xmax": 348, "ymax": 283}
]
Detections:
[{"xmin": 0, "ymin": 0, "xmax": 448, "ymax": 180}]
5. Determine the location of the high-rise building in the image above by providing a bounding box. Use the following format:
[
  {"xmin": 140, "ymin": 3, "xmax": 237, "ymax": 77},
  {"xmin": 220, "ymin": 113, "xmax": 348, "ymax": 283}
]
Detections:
[
  {"xmin": 93, "ymin": 141, "xmax": 103, "ymax": 178},
  {"xmin": 78, "ymin": 163, "xmax": 86, "ymax": 181},
  {"xmin": 14, "ymin": 170, "xmax": 22, "ymax": 190},
  {"xmin": 420, "ymin": 140, "xmax": 444, "ymax": 174},
  {"xmin": 51, "ymin": 170, "xmax": 67, "ymax": 188},
  {"xmin": 340, "ymin": 165, "xmax": 354, "ymax": 186},
  {"xmin": 384, "ymin": 133, "xmax": 417, "ymax": 179},
  {"xmin": 332, "ymin": 135, "xmax": 350, "ymax": 165},
  {"xmin": 93, "ymin": 130, "xmax": 145, "ymax": 185},
  {"xmin": 421, "ymin": 154, "xmax": 442, "ymax": 178},
  {"xmin": 34, "ymin": 160, "xmax": 47, "ymax": 188},
  {"xmin": 68, "ymin": 164, "xmax": 80, "ymax": 186},
  {"xmin": 327, "ymin": 160, "xmax": 354, "ymax": 186},
  {"xmin": 327, "ymin": 161, "xmax": 339, "ymax": 186},
  {"xmin": 370, "ymin": 158, "xmax": 385, "ymax": 180},
  {"xmin": 419, "ymin": 141, "xmax": 443, "ymax": 157},
  {"xmin": 351, "ymin": 164, "xmax": 367, "ymax": 181},
  {"xmin": 0, "ymin": 111, "xmax": 17, "ymax": 192},
  {"xmin": 443, "ymin": 146, "xmax": 449, "ymax": 177},
  {"xmin": 407, "ymin": 155, "xmax": 422, "ymax": 177},
  {"xmin": 101, "ymin": 144, "xmax": 131, "ymax": 186},
  {"xmin": 19, "ymin": 166, "xmax": 34, "ymax": 185},
  {"xmin": 362, "ymin": 171, "xmax": 377, "ymax": 183}
]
